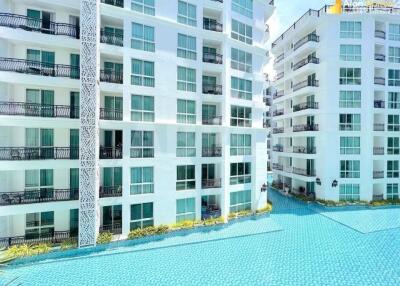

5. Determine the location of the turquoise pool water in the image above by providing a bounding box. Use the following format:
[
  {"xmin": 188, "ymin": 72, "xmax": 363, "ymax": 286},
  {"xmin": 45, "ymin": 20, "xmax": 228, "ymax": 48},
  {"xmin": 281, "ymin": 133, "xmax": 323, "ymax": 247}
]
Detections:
[{"xmin": 1, "ymin": 189, "xmax": 400, "ymax": 286}]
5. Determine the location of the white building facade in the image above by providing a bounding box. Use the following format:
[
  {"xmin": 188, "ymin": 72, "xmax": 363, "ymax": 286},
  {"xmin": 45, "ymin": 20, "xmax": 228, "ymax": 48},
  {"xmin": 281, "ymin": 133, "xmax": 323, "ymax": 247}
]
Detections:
[
  {"xmin": 0, "ymin": 0, "xmax": 273, "ymax": 246},
  {"xmin": 270, "ymin": 5, "xmax": 400, "ymax": 202}
]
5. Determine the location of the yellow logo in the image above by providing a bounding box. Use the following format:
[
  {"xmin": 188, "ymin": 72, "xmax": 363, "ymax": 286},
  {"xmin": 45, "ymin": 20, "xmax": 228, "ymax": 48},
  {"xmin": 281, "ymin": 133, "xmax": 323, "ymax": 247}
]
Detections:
[{"xmin": 329, "ymin": 0, "xmax": 343, "ymax": 14}]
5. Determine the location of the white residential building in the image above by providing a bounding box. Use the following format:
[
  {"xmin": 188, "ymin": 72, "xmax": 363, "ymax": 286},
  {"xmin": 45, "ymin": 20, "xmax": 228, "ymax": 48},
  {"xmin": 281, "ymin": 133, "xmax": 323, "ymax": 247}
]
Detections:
[
  {"xmin": 270, "ymin": 5, "xmax": 400, "ymax": 202},
  {"xmin": 0, "ymin": 0, "xmax": 273, "ymax": 246}
]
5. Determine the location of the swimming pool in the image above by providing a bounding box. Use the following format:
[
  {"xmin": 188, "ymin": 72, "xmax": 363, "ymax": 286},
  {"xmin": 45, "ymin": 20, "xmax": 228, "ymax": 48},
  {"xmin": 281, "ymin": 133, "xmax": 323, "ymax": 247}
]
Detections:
[{"xmin": 1, "ymin": 190, "xmax": 400, "ymax": 286}]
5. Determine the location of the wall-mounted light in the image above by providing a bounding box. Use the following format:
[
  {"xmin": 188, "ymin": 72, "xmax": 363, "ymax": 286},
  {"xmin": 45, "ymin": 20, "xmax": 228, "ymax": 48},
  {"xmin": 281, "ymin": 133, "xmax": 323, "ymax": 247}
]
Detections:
[
  {"xmin": 261, "ymin": 183, "xmax": 267, "ymax": 192},
  {"xmin": 332, "ymin": 180, "xmax": 338, "ymax": 188},
  {"xmin": 316, "ymin": 177, "xmax": 321, "ymax": 186}
]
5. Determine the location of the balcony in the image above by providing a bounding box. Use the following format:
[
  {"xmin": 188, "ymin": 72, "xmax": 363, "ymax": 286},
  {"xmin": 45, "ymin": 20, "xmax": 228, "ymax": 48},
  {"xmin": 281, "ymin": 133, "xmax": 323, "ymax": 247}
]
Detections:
[
  {"xmin": 263, "ymin": 120, "xmax": 271, "ymax": 128},
  {"xmin": 0, "ymin": 13, "xmax": 79, "ymax": 38},
  {"xmin": 100, "ymin": 29, "xmax": 123, "ymax": 47},
  {"xmin": 99, "ymin": 147, "xmax": 122, "ymax": 159},
  {"xmin": 293, "ymin": 102, "xmax": 319, "ymax": 112},
  {"xmin": 202, "ymin": 84, "xmax": 222, "ymax": 95},
  {"xmin": 101, "ymin": 0, "xmax": 124, "ymax": 8},
  {"xmin": 99, "ymin": 186, "xmax": 122, "ymax": 198},
  {"xmin": 0, "ymin": 189, "xmax": 78, "ymax": 206},
  {"xmin": 202, "ymin": 116, "xmax": 222, "ymax": 125},
  {"xmin": 373, "ymin": 171, "xmax": 384, "ymax": 179},
  {"xmin": 374, "ymin": 123, "xmax": 385, "ymax": 131},
  {"xmin": 100, "ymin": 108, "xmax": 123, "ymax": 121},
  {"xmin": 373, "ymin": 147, "xmax": 385, "ymax": 155},
  {"xmin": 275, "ymin": 72, "xmax": 284, "ymax": 81},
  {"xmin": 374, "ymin": 100, "xmax": 385, "ymax": 109},
  {"xmin": 272, "ymin": 145, "xmax": 283, "ymax": 152},
  {"xmin": 273, "ymin": 90, "xmax": 284, "ymax": 99},
  {"xmin": 272, "ymin": 163, "xmax": 283, "ymax": 171},
  {"xmin": 99, "ymin": 223, "xmax": 122, "ymax": 234},
  {"xmin": 0, "ymin": 147, "xmax": 79, "ymax": 161},
  {"xmin": 203, "ymin": 18, "xmax": 223, "ymax": 32},
  {"xmin": 263, "ymin": 97, "xmax": 272, "ymax": 106},
  {"xmin": 292, "ymin": 167, "xmax": 316, "ymax": 177},
  {"xmin": 293, "ymin": 124, "xmax": 319, "ymax": 132},
  {"xmin": 273, "ymin": 109, "xmax": 284, "ymax": 117},
  {"xmin": 201, "ymin": 178, "xmax": 222, "ymax": 189},
  {"xmin": 375, "ymin": 30, "xmax": 386, "ymax": 39},
  {"xmin": 374, "ymin": 77, "xmax": 385, "ymax": 85},
  {"xmin": 273, "ymin": 127, "xmax": 284, "ymax": 134},
  {"xmin": 274, "ymin": 53, "xmax": 284, "ymax": 65},
  {"xmin": 374, "ymin": 53, "xmax": 385, "ymax": 61},
  {"xmin": 0, "ymin": 231, "xmax": 74, "ymax": 248},
  {"xmin": 100, "ymin": 70, "xmax": 123, "ymax": 84},
  {"xmin": 293, "ymin": 80, "xmax": 319, "ymax": 92},
  {"xmin": 293, "ymin": 146, "xmax": 316, "ymax": 154},
  {"xmin": 293, "ymin": 33, "xmax": 319, "ymax": 51},
  {"xmin": 0, "ymin": 102, "xmax": 79, "ymax": 119},
  {"xmin": 293, "ymin": 56, "xmax": 320, "ymax": 71},
  {"xmin": 202, "ymin": 147, "xmax": 222, "ymax": 157},
  {"xmin": 203, "ymin": 52, "xmax": 223, "ymax": 64}
]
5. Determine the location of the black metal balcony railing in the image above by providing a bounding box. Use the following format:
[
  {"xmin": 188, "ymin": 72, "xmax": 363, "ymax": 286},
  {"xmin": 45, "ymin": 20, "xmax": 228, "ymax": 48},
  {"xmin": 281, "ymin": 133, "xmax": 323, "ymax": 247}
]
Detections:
[
  {"xmin": 100, "ymin": 70, "xmax": 123, "ymax": 84},
  {"xmin": 101, "ymin": 0, "xmax": 124, "ymax": 8},
  {"xmin": 274, "ymin": 53, "xmax": 284, "ymax": 64},
  {"xmin": 263, "ymin": 120, "xmax": 271, "ymax": 128},
  {"xmin": 0, "ymin": 231, "xmax": 74, "ymax": 248},
  {"xmin": 293, "ymin": 146, "xmax": 316, "ymax": 154},
  {"xmin": 100, "ymin": 29, "xmax": 123, "ymax": 46},
  {"xmin": 0, "ymin": 57, "xmax": 80, "ymax": 78},
  {"xmin": 203, "ymin": 52, "xmax": 223, "ymax": 64},
  {"xmin": 293, "ymin": 124, "xmax": 319, "ymax": 132},
  {"xmin": 373, "ymin": 171, "xmax": 384, "ymax": 179},
  {"xmin": 374, "ymin": 77, "xmax": 385, "ymax": 85},
  {"xmin": 0, "ymin": 189, "xmax": 78, "ymax": 206},
  {"xmin": 99, "ymin": 223, "xmax": 122, "ymax": 234},
  {"xmin": 0, "ymin": 147, "xmax": 79, "ymax": 161},
  {"xmin": 99, "ymin": 186, "xmax": 122, "ymax": 198},
  {"xmin": 293, "ymin": 56, "xmax": 320, "ymax": 71},
  {"xmin": 273, "ymin": 127, "xmax": 284, "ymax": 134},
  {"xmin": 272, "ymin": 145, "xmax": 283, "ymax": 152},
  {"xmin": 273, "ymin": 109, "xmax": 284, "ymax": 117},
  {"xmin": 375, "ymin": 30, "xmax": 386, "ymax": 39},
  {"xmin": 273, "ymin": 90, "xmax": 284, "ymax": 99},
  {"xmin": 293, "ymin": 102, "xmax": 319, "ymax": 112},
  {"xmin": 202, "ymin": 84, "xmax": 222, "ymax": 95},
  {"xmin": 374, "ymin": 123, "xmax": 385, "ymax": 131},
  {"xmin": 263, "ymin": 97, "xmax": 272, "ymax": 106},
  {"xmin": 373, "ymin": 147, "xmax": 385, "ymax": 155},
  {"xmin": 202, "ymin": 147, "xmax": 222, "ymax": 157},
  {"xmin": 0, "ymin": 13, "xmax": 79, "ymax": 39},
  {"xmin": 0, "ymin": 101, "xmax": 80, "ymax": 119},
  {"xmin": 202, "ymin": 116, "xmax": 222, "ymax": 125},
  {"xmin": 100, "ymin": 108, "xmax": 123, "ymax": 121},
  {"xmin": 292, "ymin": 167, "xmax": 316, "ymax": 177},
  {"xmin": 203, "ymin": 18, "xmax": 223, "ymax": 32},
  {"xmin": 210, "ymin": 0, "xmax": 223, "ymax": 3},
  {"xmin": 99, "ymin": 147, "xmax": 122, "ymax": 159},
  {"xmin": 275, "ymin": 72, "xmax": 284, "ymax": 81},
  {"xmin": 374, "ymin": 53, "xmax": 385, "ymax": 61},
  {"xmin": 201, "ymin": 178, "xmax": 222, "ymax": 189},
  {"xmin": 272, "ymin": 163, "xmax": 283, "ymax": 171},
  {"xmin": 293, "ymin": 80, "xmax": 319, "ymax": 92},
  {"xmin": 293, "ymin": 33, "xmax": 319, "ymax": 51},
  {"xmin": 374, "ymin": 100, "xmax": 385, "ymax": 109}
]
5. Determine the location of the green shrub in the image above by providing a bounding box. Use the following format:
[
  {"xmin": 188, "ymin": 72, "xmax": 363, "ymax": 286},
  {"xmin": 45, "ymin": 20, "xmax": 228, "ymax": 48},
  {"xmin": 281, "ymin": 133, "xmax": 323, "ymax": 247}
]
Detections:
[
  {"xmin": 60, "ymin": 239, "xmax": 77, "ymax": 250},
  {"xmin": 171, "ymin": 220, "xmax": 199, "ymax": 230},
  {"xmin": 370, "ymin": 199, "xmax": 400, "ymax": 207},
  {"xmin": 128, "ymin": 225, "xmax": 170, "ymax": 240},
  {"xmin": 203, "ymin": 216, "xmax": 224, "ymax": 226},
  {"xmin": 256, "ymin": 203, "xmax": 272, "ymax": 214},
  {"xmin": 96, "ymin": 232, "xmax": 113, "ymax": 244},
  {"xmin": 228, "ymin": 210, "xmax": 252, "ymax": 220},
  {"xmin": 4, "ymin": 243, "xmax": 51, "ymax": 260}
]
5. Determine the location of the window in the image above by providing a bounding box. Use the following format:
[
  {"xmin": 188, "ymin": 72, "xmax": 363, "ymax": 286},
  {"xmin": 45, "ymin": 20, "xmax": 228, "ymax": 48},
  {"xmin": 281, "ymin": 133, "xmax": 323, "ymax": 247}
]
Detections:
[
  {"xmin": 25, "ymin": 169, "xmax": 53, "ymax": 195},
  {"xmin": 177, "ymin": 66, "xmax": 196, "ymax": 92},
  {"xmin": 231, "ymin": 77, "xmax": 252, "ymax": 100},
  {"xmin": 339, "ymin": 184, "xmax": 360, "ymax": 201},
  {"xmin": 340, "ymin": 137, "xmax": 360, "ymax": 155},
  {"xmin": 177, "ymin": 132, "xmax": 196, "ymax": 157},
  {"xmin": 340, "ymin": 160, "xmax": 360, "ymax": 178},
  {"xmin": 131, "ymin": 22, "xmax": 155, "ymax": 52},
  {"xmin": 340, "ymin": 21, "xmax": 362, "ymax": 39},
  {"xmin": 231, "ymin": 19, "xmax": 252, "ymax": 45},
  {"xmin": 388, "ymin": 69, "xmax": 400, "ymax": 86},
  {"xmin": 177, "ymin": 34, "xmax": 196, "ymax": 60},
  {"xmin": 339, "ymin": 114, "xmax": 361, "ymax": 131},
  {"xmin": 130, "ymin": 131, "xmax": 154, "ymax": 158},
  {"xmin": 176, "ymin": 165, "xmax": 195, "ymax": 190},
  {"xmin": 388, "ymin": 92, "xmax": 400, "ymax": 109},
  {"xmin": 130, "ymin": 167, "xmax": 154, "ymax": 195},
  {"xmin": 339, "ymin": 91, "xmax": 361, "ymax": 108},
  {"xmin": 230, "ymin": 134, "xmax": 251, "ymax": 156},
  {"xmin": 387, "ymin": 184, "xmax": 399, "ymax": 200},
  {"xmin": 230, "ymin": 190, "xmax": 251, "ymax": 213},
  {"xmin": 340, "ymin": 45, "xmax": 361, "ymax": 61},
  {"xmin": 177, "ymin": 0, "xmax": 196, "ymax": 27},
  {"xmin": 389, "ymin": 24, "xmax": 400, "ymax": 41},
  {"xmin": 387, "ymin": 160, "xmax": 399, "ymax": 178},
  {"xmin": 231, "ymin": 105, "xmax": 252, "ymax": 127},
  {"xmin": 230, "ymin": 162, "xmax": 251, "ymax": 185},
  {"xmin": 132, "ymin": 0, "xmax": 155, "ymax": 16},
  {"xmin": 389, "ymin": 47, "xmax": 400, "ymax": 63},
  {"xmin": 102, "ymin": 167, "xmax": 122, "ymax": 191},
  {"xmin": 388, "ymin": 137, "xmax": 400, "ymax": 155},
  {"xmin": 388, "ymin": 115, "xmax": 400, "ymax": 131},
  {"xmin": 177, "ymin": 99, "xmax": 196, "ymax": 124},
  {"xmin": 232, "ymin": 0, "xmax": 253, "ymax": 18},
  {"xmin": 339, "ymin": 68, "xmax": 361, "ymax": 85},
  {"xmin": 176, "ymin": 198, "xmax": 195, "ymax": 222},
  {"xmin": 130, "ymin": 203, "xmax": 154, "ymax": 230},
  {"xmin": 131, "ymin": 94, "xmax": 154, "ymax": 122},
  {"xmin": 231, "ymin": 48, "xmax": 252, "ymax": 72},
  {"xmin": 131, "ymin": 59, "xmax": 155, "ymax": 87},
  {"xmin": 25, "ymin": 211, "xmax": 54, "ymax": 239}
]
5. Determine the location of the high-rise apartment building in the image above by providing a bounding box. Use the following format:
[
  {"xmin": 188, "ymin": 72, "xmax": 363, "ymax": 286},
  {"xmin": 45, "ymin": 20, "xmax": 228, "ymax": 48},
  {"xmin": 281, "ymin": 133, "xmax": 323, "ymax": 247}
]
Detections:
[
  {"xmin": 270, "ymin": 5, "xmax": 400, "ymax": 202},
  {"xmin": 0, "ymin": 0, "xmax": 273, "ymax": 246}
]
